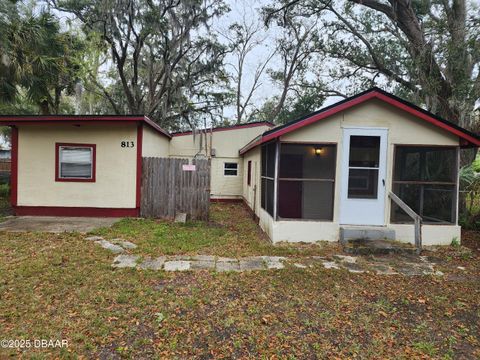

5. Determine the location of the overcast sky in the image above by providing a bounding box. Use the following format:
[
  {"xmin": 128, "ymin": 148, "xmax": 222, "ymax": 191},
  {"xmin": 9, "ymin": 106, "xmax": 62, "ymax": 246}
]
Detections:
[
  {"xmin": 49, "ymin": 0, "xmax": 342, "ymax": 122},
  {"xmin": 216, "ymin": 0, "xmax": 342, "ymax": 120},
  {"xmin": 215, "ymin": 0, "xmax": 278, "ymax": 118}
]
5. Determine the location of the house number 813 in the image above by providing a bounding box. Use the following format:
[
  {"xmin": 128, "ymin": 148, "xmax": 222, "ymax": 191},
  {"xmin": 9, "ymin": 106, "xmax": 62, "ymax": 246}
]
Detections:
[{"xmin": 121, "ymin": 141, "xmax": 135, "ymax": 148}]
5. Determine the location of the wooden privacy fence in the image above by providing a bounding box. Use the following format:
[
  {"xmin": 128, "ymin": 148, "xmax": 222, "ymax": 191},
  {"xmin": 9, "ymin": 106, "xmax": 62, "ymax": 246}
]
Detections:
[{"xmin": 140, "ymin": 157, "xmax": 210, "ymax": 220}]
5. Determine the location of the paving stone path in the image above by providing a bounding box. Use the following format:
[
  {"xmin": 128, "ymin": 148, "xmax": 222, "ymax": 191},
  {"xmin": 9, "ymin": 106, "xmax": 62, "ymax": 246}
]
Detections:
[
  {"xmin": 86, "ymin": 235, "xmax": 138, "ymax": 254},
  {"xmin": 86, "ymin": 235, "xmax": 446, "ymax": 276}
]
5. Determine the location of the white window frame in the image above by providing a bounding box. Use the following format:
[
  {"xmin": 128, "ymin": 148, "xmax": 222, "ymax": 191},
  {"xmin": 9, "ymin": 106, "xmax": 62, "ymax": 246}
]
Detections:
[
  {"xmin": 224, "ymin": 162, "xmax": 238, "ymax": 177},
  {"xmin": 57, "ymin": 145, "xmax": 95, "ymax": 181}
]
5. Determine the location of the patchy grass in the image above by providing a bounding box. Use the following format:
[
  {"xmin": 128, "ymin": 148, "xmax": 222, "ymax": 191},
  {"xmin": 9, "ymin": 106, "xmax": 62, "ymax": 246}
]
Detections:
[
  {"xmin": 0, "ymin": 229, "xmax": 479, "ymax": 358},
  {"xmin": 1, "ymin": 203, "xmax": 480, "ymax": 358},
  {"xmin": 91, "ymin": 203, "xmax": 339, "ymax": 257}
]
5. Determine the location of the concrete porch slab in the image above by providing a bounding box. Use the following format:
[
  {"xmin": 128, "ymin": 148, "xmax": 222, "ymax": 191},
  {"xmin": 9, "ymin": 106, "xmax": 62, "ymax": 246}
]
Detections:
[{"xmin": 0, "ymin": 216, "xmax": 120, "ymax": 233}]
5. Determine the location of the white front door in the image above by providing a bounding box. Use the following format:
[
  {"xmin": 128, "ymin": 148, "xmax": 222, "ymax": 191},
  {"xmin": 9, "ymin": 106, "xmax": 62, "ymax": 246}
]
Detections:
[{"xmin": 339, "ymin": 128, "xmax": 388, "ymax": 225}]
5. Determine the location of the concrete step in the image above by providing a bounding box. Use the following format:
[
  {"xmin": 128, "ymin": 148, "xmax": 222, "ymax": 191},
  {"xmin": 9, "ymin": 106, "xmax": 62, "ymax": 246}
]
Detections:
[
  {"xmin": 342, "ymin": 239, "xmax": 418, "ymax": 255},
  {"xmin": 340, "ymin": 226, "xmax": 395, "ymax": 244}
]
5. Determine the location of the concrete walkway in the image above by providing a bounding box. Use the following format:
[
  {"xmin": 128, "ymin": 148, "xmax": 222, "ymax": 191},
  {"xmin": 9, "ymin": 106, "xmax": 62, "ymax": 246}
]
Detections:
[
  {"xmin": 111, "ymin": 253, "xmax": 444, "ymax": 276},
  {"xmin": 86, "ymin": 236, "xmax": 445, "ymax": 277},
  {"xmin": 0, "ymin": 216, "xmax": 120, "ymax": 233}
]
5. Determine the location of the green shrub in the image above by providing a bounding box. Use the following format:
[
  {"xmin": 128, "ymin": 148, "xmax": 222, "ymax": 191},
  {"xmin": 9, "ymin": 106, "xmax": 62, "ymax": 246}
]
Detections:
[{"xmin": 0, "ymin": 183, "xmax": 9, "ymax": 198}]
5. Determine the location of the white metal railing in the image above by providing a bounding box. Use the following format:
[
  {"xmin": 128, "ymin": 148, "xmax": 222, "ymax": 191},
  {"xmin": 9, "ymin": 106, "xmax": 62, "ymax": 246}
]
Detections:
[{"xmin": 389, "ymin": 191, "xmax": 422, "ymax": 253}]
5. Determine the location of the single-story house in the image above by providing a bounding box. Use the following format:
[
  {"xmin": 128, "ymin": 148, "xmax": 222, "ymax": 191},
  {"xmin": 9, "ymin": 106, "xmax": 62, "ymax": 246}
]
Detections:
[
  {"xmin": 0, "ymin": 115, "xmax": 171, "ymax": 216},
  {"xmin": 0, "ymin": 87, "xmax": 479, "ymax": 245},
  {"xmin": 240, "ymin": 88, "xmax": 480, "ymax": 245}
]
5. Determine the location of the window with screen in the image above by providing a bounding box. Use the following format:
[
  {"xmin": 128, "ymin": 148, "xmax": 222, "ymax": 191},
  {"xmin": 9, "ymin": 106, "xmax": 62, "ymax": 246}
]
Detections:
[
  {"xmin": 277, "ymin": 143, "xmax": 336, "ymax": 220},
  {"xmin": 56, "ymin": 144, "xmax": 95, "ymax": 182},
  {"xmin": 261, "ymin": 142, "xmax": 276, "ymax": 216},
  {"xmin": 224, "ymin": 162, "xmax": 238, "ymax": 176},
  {"xmin": 247, "ymin": 160, "xmax": 252, "ymax": 186},
  {"xmin": 392, "ymin": 146, "xmax": 457, "ymax": 224},
  {"xmin": 348, "ymin": 136, "xmax": 380, "ymax": 199}
]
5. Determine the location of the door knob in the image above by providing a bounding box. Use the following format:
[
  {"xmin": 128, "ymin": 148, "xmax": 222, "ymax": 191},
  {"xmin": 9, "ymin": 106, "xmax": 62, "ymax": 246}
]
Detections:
[{"xmin": 382, "ymin": 179, "xmax": 385, "ymax": 186}]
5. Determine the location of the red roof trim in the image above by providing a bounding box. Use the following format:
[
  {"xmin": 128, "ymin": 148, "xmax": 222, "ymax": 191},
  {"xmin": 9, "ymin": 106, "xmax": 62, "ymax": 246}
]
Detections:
[
  {"xmin": 0, "ymin": 115, "xmax": 172, "ymax": 139},
  {"xmin": 239, "ymin": 90, "xmax": 480, "ymax": 154},
  {"xmin": 0, "ymin": 115, "xmax": 145, "ymax": 121},
  {"xmin": 143, "ymin": 116, "xmax": 172, "ymax": 139},
  {"xmin": 172, "ymin": 121, "xmax": 274, "ymax": 137}
]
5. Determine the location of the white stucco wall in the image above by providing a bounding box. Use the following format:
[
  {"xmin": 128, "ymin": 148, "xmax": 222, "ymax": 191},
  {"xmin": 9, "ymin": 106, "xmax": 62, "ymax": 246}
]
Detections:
[
  {"xmin": 142, "ymin": 125, "xmax": 170, "ymax": 157},
  {"xmin": 170, "ymin": 124, "xmax": 272, "ymax": 199},
  {"xmin": 391, "ymin": 224, "xmax": 461, "ymax": 246},
  {"xmin": 17, "ymin": 124, "xmax": 138, "ymax": 208},
  {"xmin": 245, "ymin": 99, "xmax": 461, "ymax": 245}
]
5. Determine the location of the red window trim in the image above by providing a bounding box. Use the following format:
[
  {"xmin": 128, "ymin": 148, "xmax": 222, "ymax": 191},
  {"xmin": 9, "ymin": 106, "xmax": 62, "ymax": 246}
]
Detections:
[
  {"xmin": 247, "ymin": 160, "xmax": 252, "ymax": 186},
  {"xmin": 55, "ymin": 143, "xmax": 96, "ymax": 182}
]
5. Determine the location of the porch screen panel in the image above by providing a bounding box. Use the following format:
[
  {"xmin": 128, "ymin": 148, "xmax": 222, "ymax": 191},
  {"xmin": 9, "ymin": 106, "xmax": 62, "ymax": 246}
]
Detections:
[
  {"xmin": 261, "ymin": 142, "xmax": 276, "ymax": 216},
  {"xmin": 392, "ymin": 146, "xmax": 457, "ymax": 224},
  {"xmin": 278, "ymin": 143, "xmax": 336, "ymax": 220}
]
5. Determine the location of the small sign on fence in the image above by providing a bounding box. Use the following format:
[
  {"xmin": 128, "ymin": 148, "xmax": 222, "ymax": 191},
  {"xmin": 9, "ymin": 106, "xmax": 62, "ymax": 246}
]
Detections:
[{"xmin": 182, "ymin": 164, "xmax": 196, "ymax": 171}]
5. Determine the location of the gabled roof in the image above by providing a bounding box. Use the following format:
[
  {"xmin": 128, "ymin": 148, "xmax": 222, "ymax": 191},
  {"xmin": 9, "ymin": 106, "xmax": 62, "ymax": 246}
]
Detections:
[
  {"xmin": 239, "ymin": 87, "xmax": 480, "ymax": 154},
  {"xmin": 171, "ymin": 121, "xmax": 274, "ymax": 137},
  {"xmin": 0, "ymin": 115, "xmax": 172, "ymax": 139}
]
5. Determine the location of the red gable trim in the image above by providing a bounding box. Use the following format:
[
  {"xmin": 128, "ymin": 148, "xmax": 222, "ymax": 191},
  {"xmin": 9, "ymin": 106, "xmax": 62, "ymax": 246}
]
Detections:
[
  {"xmin": 143, "ymin": 116, "xmax": 172, "ymax": 139},
  {"xmin": 172, "ymin": 121, "xmax": 274, "ymax": 137},
  {"xmin": 0, "ymin": 115, "xmax": 172, "ymax": 139},
  {"xmin": 239, "ymin": 91, "xmax": 480, "ymax": 154}
]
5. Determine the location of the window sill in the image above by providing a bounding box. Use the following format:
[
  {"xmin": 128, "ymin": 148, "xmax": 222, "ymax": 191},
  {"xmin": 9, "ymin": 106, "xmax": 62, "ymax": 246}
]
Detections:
[{"xmin": 55, "ymin": 177, "xmax": 96, "ymax": 183}]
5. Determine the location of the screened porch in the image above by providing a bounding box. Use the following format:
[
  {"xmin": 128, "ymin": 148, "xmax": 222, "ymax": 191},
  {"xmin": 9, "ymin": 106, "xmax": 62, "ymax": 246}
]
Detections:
[{"xmin": 260, "ymin": 141, "xmax": 459, "ymax": 225}]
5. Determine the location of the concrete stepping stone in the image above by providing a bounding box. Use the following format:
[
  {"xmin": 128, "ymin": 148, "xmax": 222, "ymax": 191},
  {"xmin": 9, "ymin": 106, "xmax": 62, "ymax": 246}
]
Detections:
[
  {"xmin": 190, "ymin": 260, "xmax": 215, "ymax": 270},
  {"xmin": 164, "ymin": 260, "xmax": 191, "ymax": 271},
  {"xmin": 333, "ymin": 255, "xmax": 358, "ymax": 263},
  {"xmin": 322, "ymin": 261, "xmax": 340, "ymax": 270},
  {"xmin": 261, "ymin": 256, "xmax": 286, "ymax": 269},
  {"xmin": 371, "ymin": 264, "xmax": 398, "ymax": 275},
  {"xmin": 95, "ymin": 239, "xmax": 124, "ymax": 254},
  {"xmin": 85, "ymin": 235, "xmax": 104, "ymax": 241},
  {"xmin": 293, "ymin": 263, "xmax": 308, "ymax": 269},
  {"xmin": 139, "ymin": 257, "xmax": 165, "ymax": 270},
  {"xmin": 112, "ymin": 255, "xmax": 140, "ymax": 268},
  {"xmin": 239, "ymin": 257, "xmax": 266, "ymax": 271},
  {"xmin": 112, "ymin": 239, "xmax": 137, "ymax": 249},
  {"xmin": 216, "ymin": 258, "xmax": 240, "ymax": 272}
]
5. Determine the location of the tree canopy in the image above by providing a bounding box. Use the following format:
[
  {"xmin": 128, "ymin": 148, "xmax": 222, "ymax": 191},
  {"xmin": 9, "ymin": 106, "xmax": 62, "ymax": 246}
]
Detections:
[
  {"xmin": 0, "ymin": 2, "xmax": 83, "ymax": 114},
  {"xmin": 0, "ymin": 0, "xmax": 478, "ymax": 134}
]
